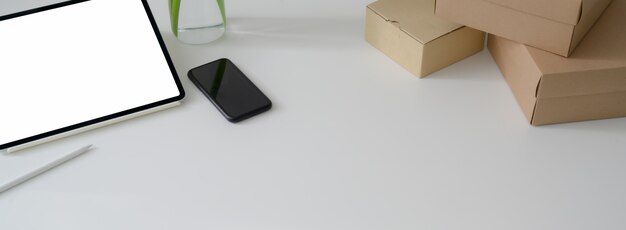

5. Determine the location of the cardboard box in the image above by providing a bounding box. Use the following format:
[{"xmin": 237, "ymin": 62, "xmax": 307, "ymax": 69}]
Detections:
[
  {"xmin": 436, "ymin": 0, "xmax": 612, "ymax": 57},
  {"xmin": 365, "ymin": 0, "xmax": 485, "ymax": 78},
  {"xmin": 488, "ymin": 0, "xmax": 626, "ymax": 126}
]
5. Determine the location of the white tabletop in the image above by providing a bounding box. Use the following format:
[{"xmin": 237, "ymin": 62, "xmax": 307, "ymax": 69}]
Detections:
[{"xmin": 2, "ymin": 0, "xmax": 626, "ymax": 229}]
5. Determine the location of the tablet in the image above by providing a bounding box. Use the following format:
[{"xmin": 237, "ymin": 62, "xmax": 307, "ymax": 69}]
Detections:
[{"xmin": 0, "ymin": 0, "xmax": 184, "ymax": 150}]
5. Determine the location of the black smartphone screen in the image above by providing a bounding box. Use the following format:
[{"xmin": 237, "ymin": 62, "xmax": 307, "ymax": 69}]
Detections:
[{"xmin": 188, "ymin": 58, "xmax": 272, "ymax": 122}]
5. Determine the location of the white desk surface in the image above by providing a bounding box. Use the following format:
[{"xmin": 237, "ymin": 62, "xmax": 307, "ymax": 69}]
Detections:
[{"xmin": 1, "ymin": 1, "xmax": 626, "ymax": 229}]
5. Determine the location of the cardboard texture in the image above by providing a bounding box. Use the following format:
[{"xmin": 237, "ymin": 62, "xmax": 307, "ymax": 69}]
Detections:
[
  {"xmin": 365, "ymin": 0, "xmax": 485, "ymax": 78},
  {"xmin": 436, "ymin": 0, "xmax": 612, "ymax": 57},
  {"xmin": 488, "ymin": 0, "xmax": 626, "ymax": 126}
]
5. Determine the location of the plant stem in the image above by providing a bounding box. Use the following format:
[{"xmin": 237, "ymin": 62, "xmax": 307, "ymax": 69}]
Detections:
[
  {"xmin": 169, "ymin": 0, "xmax": 181, "ymax": 36},
  {"xmin": 216, "ymin": 0, "xmax": 226, "ymax": 25}
]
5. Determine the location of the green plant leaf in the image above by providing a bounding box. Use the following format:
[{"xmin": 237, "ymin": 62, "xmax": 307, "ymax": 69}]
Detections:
[
  {"xmin": 216, "ymin": 0, "xmax": 226, "ymax": 26},
  {"xmin": 169, "ymin": 0, "xmax": 181, "ymax": 36}
]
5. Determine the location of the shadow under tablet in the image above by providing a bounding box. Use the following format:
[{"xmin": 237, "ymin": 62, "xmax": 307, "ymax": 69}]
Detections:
[{"xmin": 188, "ymin": 58, "xmax": 272, "ymax": 123}]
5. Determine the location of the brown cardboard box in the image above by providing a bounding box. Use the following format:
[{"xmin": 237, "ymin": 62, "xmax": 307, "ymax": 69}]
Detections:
[
  {"xmin": 436, "ymin": 0, "xmax": 612, "ymax": 57},
  {"xmin": 365, "ymin": 0, "xmax": 485, "ymax": 78},
  {"xmin": 488, "ymin": 0, "xmax": 626, "ymax": 126}
]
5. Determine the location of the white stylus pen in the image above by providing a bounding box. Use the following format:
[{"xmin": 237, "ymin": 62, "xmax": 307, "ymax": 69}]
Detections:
[{"xmin": 0, "ymin": 145, "xmax": 93, "ymax": 193}]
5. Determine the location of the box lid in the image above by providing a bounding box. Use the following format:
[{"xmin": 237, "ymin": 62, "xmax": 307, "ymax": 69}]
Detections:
[
  {"xmin": 484, "ymin": 0, "xmax": 594, "ymax": 25},
  {"xmin": 367, "ymin": 0, "xmax": 461, "ymax": 44},
  {"xmin": 523, "ymin": 0, "xmax": 626, "ymax": 99}
]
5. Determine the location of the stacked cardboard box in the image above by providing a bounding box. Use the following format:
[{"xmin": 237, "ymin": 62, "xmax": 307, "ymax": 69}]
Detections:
[
  {"xmin": 366, "ymin": 0, "xmax": 626, "ymax": 125},
  {"xmin": 436, "ymin": 0, "xmax": 612, "ymax": 57},
  {"xmin": 486, "ymin": 0, "xmax": 626, "ymax": 125},
  {"xmin": 365, "ymin": 0, "xmax": 485, "ymax": 78}
]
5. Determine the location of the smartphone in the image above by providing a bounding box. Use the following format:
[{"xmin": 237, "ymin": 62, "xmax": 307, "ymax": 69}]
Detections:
[{"xmin": 188, "ymin": 58, "xmax": 272, "ymax": 123}]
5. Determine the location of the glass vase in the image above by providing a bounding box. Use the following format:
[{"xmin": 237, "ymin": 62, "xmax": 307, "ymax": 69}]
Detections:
[{"xmin": 169, "ymin": 0, "xmax": 226, "ymax": 44}]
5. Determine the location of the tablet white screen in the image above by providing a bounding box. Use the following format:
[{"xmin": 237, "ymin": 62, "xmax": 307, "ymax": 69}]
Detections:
[{"xmin": 0, "ymin": 0, "xmax": 182, "ymax": 148}]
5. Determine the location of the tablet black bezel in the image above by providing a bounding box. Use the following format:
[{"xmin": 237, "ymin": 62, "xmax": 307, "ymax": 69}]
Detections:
[{"xmin": 0, "ymin": 0, "xmax": 185, "ymax": 150}]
